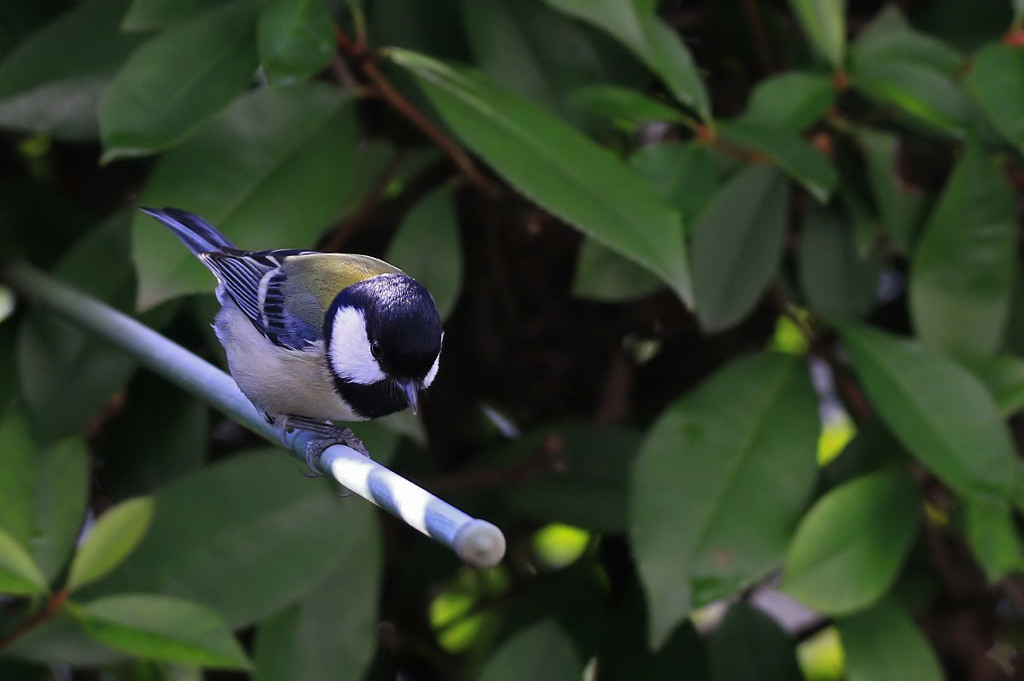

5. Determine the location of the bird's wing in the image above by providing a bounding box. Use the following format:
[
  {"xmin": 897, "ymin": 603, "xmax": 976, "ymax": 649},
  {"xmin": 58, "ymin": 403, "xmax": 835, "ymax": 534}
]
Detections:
[{"xmin": 200, "ymin": 248, "xmax": 318, "ymax": 350}]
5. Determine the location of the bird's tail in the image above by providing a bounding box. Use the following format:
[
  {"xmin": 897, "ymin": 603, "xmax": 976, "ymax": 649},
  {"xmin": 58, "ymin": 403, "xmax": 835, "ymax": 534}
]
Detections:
[{"xmin": 140, "ymin": 207, "xmax": 237, "ymax": 255}]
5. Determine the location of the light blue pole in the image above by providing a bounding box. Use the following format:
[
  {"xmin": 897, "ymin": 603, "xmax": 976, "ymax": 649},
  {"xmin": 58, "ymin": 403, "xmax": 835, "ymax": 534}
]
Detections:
[{"xmin": 2, "ymin": 261, "xmax": 505, "ymax": 569}]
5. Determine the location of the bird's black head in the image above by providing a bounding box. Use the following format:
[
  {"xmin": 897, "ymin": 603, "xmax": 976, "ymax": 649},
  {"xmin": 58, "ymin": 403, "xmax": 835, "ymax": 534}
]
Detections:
[{"xmin": 324, "ymin": 273, "xmax": 442, "ymax": 419}]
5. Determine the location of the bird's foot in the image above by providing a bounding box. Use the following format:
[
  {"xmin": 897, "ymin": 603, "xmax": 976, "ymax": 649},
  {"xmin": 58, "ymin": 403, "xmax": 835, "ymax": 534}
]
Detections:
[{"xmin": 276, "ymin": 415, "xmax": 370, "ymax": 477}]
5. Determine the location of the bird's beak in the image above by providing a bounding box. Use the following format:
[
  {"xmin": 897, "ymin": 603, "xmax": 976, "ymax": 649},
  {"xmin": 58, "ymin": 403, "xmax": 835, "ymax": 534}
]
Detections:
[{"xmin": 402, "ymin": 381, "xmax": 421, "ymax": 415}]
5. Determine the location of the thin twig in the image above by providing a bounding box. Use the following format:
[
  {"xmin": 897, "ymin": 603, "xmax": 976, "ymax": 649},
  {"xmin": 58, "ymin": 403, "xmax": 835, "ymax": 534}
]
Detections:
[
  {"xmin": 321, "ymin": 149, "xmax": 408, "ymax": 252},
  {"xmin": 332, "ymin": 23, "xmax": 501, "ymax": 199},
  {"xmin": 0, "ymin": 591, "xmax": 67, "ymax": 652},
  {"xmin": 743, "ymin": 0, "xmax": 777, "ymax": 74}
]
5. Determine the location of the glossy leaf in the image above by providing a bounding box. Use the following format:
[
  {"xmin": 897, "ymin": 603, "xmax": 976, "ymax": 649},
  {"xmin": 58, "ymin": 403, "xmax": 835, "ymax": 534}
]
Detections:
[
  {"xmin": 132, "ymin": 84, "xmax": 364, "ymax": 309},
  {"xmin": 0, "ymin": 409, "xmax": 88, "ymax": 583},
  {"xmin": 463, "ymin": 0, "xmax": 610, "ymax": 122},
  {"xmin": 856, "ymin": 128, "xmax": 924, "ymax": 253},
  {"xmin": 632, "ymin": 353, "xmax": 819, "ymax": 643},
  {"xmin": 960, "ymin": 354, "xmax": 1024, "ymax": 417},
  {"xmin": 965, "ymin": 41, "xmax": 1024, "ymax": 155},
  {"xmin": 77, "ymin": 594, "xmax": 251, "ymax": 670},
  {"xmin": 253, "ymin": 502, "xmax": 380, "ymax": 681},
  {"xmin": 782, "ymin": 469, "xmax": 920, "ymax": 614},
  {"xmin": 388, "ymin": 50, "xmax": 692, "ymax": 306},
  {"xmin": 840, "ymin": 324, "xmax": 1016, "ymax": 497},
  {"xmin": 0, "ymin": 0, "xmax": 142, "ymax": 140},
  {"xmin": 496, "ymin": 423, "xmax": 641, "ymax": 533},
  {"xmin": 541, "ymin": 0, "xmax": 709, "ymax": 118},
  {"xmin": 99, "ymin": 0, "xmax": 260, "ymax": 160},
  {"xmin": 479, "ymin": 619, "xmax": 583, "ymax": 681},
  {"xmin": 572, "ymin": 240, "xmax": 662, "ymax": 302},
  {"xmin": 80, "ymin": 451, "xmax": 358, "ymax": 627},
  {"xmin": 849, "ymin": 9, "xmax": 970, "ymax": 135},
  {"xmin": 745, "ymin": 71, "xmax": 835, "ymax": 130},
  {"xmin": 95, "ymin": 371, "xmax": 209, "ymax": 496},
  {"xmin": 717, "ymin": 120, "xmax": 837, "ymax": 201},
  {"xmin": 17, "ymin": 213, "xmax": 137, "ymax": 441},
  {"xmin": 257, "ymin": 0, "xmax": 335, "ymax": 85},
  {"xmin": 630, "ymin": 141, "xmax": 721, "ymax": 229},
  {"xmin": 709, "ymin": 603, "xmax": 802, "ymax": 681},
  {"xmin": 910, "ymin": 143, "xmax": 1016, "ymax": 355},
  {"xmin": 386, "ymin": 183, "xmax": 462, "ymax": 320},
  {"xmin": 963, "ymin": 496, "xmax": 1023, "ymax": 583},
  {"xmin": 691, "ymin": 165, "xmax": 788, "ymax": 332},
  {"xmin": 123, "ymin": 0, "xmax": 235, "ymax": 31},
  {"xmin": 798, "ymin": 204, "xmax": 881, "ymax": 320},
  {"xmin": 787, "ymin": 0, "xmax": 846, "ymax": 69},
  {"xmin": 68, "ymin": 497, "xmax": 155, "ymax": 592},
  {"xmin": 837, "ymin": 598, "xmax": 943, "ymax": 681},
  {"xmin": 0, "ymin": 525, "xmax": 49, "ymax": 595},
  {"xmin": 568, "ymin": 84, "xmax": 688, "ymax": 126}
]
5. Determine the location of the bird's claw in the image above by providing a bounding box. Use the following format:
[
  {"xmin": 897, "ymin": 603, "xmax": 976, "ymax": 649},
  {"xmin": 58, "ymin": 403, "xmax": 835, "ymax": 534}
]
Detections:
[{"xmin": 275, "ymin": 415, "xmax": 370, "ymax": 477}]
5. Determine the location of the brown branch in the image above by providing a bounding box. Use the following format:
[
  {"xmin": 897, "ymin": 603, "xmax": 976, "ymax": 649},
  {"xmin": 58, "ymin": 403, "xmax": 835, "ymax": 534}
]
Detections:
[
  {"xmin": 743, "ymin": 0, "xmax": 777, "ymax": 75},
  {"xmin": 423, "ymin": 434, "xmax": 567, "ymax": 493},
  {"xmin": 359, "ymin": 58, "xmax": 502, "ymax": 199},
  {"xmin": 0, "ymin": 590, "xmax": 68, "ymax": 652},
  {"xmin": 321, "ymin": 149, "xmax": 409, "ymax": 252}
]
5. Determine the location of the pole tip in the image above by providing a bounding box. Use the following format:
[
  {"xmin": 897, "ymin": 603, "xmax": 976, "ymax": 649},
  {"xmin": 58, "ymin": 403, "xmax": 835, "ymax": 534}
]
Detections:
[{"xmin": 454, "ymin": 520, "xmax": 506, "ymax": 568}]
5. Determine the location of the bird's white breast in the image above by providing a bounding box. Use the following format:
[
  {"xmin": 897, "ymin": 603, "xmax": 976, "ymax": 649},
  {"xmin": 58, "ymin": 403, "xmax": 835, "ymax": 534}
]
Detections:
[{"xmin": 214, "ymin": 304, "xmax": 366, "ymax": 422}]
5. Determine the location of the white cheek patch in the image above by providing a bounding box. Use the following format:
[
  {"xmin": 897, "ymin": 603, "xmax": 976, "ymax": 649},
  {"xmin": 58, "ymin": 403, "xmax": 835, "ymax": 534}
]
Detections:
[
  {"xmin": 329, "ymin": 306, "xmax": 386, "ymax": 385},
  {"xmin": 422, "ymin": 332, "xmax": 442, "ymax": 387}
]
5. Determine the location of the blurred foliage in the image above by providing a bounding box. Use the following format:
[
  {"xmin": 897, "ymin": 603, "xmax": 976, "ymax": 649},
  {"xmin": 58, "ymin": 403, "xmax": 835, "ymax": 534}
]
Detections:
[{"xmin": 0, "ymin": 0, "xmax": 1023, "ymax": 678}]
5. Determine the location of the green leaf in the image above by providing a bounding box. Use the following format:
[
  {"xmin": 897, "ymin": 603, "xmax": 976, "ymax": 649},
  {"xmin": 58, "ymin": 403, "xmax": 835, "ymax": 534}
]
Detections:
[
  {"xmin": 963, "ymin": 495, "xmax": 1023, "ymax": 583},
  {"xmin": 253, "ymin": 502, "xmax": 380, "ymax": 681},
  {"xmin": 574, "ymin": 142, "xmax": 721, "ymax": 303},
  {"xmin": 541, "ymin": 0, "xmax": 709, "ymax": 118},
  {"xmin": 496, "ymin": 423, "xmax": 641, "ymax": 533},
  {"xmin": 798, "ymin": 204, "xmax": 881, "ymax": 320},
  {"xmin": 572, "ymin": 240, "xmax": 662, "ymax": 302},
  {"xmin": 0, "ymin": 0, "xmax": 143, "ymax": 140},
  {"xmin": 463, "ymin": 0, "xmax": 612, "ymax": 124},
  {"xmin": 959, "ymin": 354, "xmax": 1024, "ymax": 417},
  {"xmin": 849, "ymin": 9, "xmax": 970, "ymax": 136},
  {"xmin": 76, "ymin": 594, "xmax": 251, "ymax": 670},
  {"xmin": 840, "ymin": 324, "xmax": 1016, "ymax": 497},
  {"xmin": 388, "ymin": 50, "xmax": 692, "ymax": 306},
  {"xmin": 132, "ymin": 83, "xmax": 365, "ymax": 309},
  {"xmin": 630, "ymin": 141, "xmax": 722, "ymax": 230},
  {"xmin": 257, "ymin": 0, "xmax": 335, "ymax": 85},
  {"xmin": 99, "ymin": 0, "xmax": 260, "ymax": 160},
  {"xmin": 68, "ymin": 497, "xmax": 155, "ymax": 592},
  {"xmin": 567, "ymin": 84, "xmax": 688, "ymax": 126},
  {"xmin": 0, "ymin": 409, "xmax": 88, "ymax": 583},
  {"xmin": 80, "ymin": 450, "xmax": 359, "ymax": 627},
  {"xmin": 0, "ymin": 525, "xmax": 49, "ymax": 595},
  {"xmin": 709, "ymin": 603, "xmax": 802, "ymax": 681},
  {"xmin": 386, "ymin": 183, "xmax": 462, "ymax": 320},
  {"xmin": 691, "ymin": 165, "xmax": 788, "ymax": 332},
  {"xmin": 852, "ymin": 6, "xmax": 964, "ymax": 72},
  {"xmin": 95, "ymin": 371, "xmax": 209, "ymax": 497},
  {"xmin": 910, "ymin": 143, "xmax": 1016, "ymax": 355},
  {"xmin": 718, "ymin": 120, "xmax": 837, "ymax": 201},
  {"xmin": 479, "ymin": 619, "xmax": 583, "ymax": 681},
  {"xmin": 965, "ymin": 41, "xmax": 1024, "ymax": 156},
  {"xmin": 17, "ymin": 213, "xmax": 137, "ymax": 442},
  {"xmin": 837, "ymin": 597, "xmax": 943, "ymax": 681},
  {"xmin": 782, "ymin": 469, "xmax": 920, "ymax": 615},
  {"xmin": 786, "ymin": 0, "xmax": 846, "ymax": 69},
  {"xmin": 745, "ymin": 71, "xmax": 836, "ymax": 131},
  {"xmin": 856, "ymin": 128, "xmax": 925, "ymax": 253},
  {"xmin": 123, "ymin": 0, "xmax": 235, "ymax": 31},
  {"xmin": 632, "ymin": 352, "xmax": 820, "ymax": 643}
]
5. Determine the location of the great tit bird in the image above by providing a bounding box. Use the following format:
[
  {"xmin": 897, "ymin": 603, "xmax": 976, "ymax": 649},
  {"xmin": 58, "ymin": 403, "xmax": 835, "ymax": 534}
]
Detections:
[{"xmin": 141, "ymin": 207, "xmax": 442, "ymax": 466}]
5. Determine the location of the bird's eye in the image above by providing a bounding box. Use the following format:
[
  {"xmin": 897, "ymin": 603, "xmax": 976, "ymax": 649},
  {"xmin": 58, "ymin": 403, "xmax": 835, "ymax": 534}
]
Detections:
[{"xmin": 370, "ymin": 340, "xmax": 382, "ymax": 360}]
